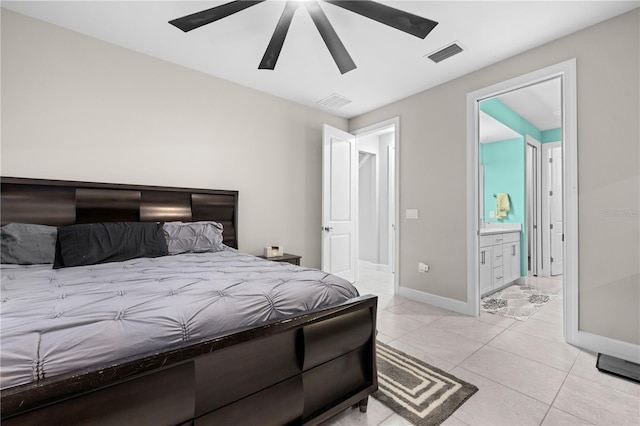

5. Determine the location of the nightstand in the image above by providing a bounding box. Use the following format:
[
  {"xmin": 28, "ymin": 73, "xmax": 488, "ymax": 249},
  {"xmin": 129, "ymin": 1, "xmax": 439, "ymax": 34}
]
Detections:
[{"xmin": 258, "ymin": 253, "xmax": 301, "ymax": 266}]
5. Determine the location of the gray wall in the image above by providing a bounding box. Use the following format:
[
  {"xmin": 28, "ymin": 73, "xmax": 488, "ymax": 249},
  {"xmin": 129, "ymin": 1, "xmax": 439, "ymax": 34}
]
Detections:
[
  {"xmin": 1, "ymin": 9, "xmax": 348, "ymax": 268},
  {"xmin": 350, "ymin": 9, "xmax": 639, "ymax": 345}
]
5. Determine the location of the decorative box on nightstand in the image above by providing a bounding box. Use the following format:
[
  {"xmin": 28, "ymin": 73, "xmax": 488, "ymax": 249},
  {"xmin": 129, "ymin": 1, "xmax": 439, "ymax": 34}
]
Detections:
[{"xmin": 258, "ymin": 253, "xmax": 301, "ymax": 266}]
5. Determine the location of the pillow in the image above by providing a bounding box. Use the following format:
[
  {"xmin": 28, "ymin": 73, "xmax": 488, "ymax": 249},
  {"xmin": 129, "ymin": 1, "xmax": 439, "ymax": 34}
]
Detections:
[
  {"xmin": 163, "ymin": 221, "xmax": 224, "ymax": 255},
  {"xmin": 54, "ymin": 222, "xmax": 168, "ymax": 268},
  {"xmin": 1, "ymin": 223, "xmax": 58, "ymax": 264}
]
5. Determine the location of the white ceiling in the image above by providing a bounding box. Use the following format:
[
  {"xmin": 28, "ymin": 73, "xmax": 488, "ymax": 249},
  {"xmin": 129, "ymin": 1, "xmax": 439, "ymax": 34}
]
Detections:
[
  {"xmin": 3, "ymin": 1, "xmax": 638, "ymax": 119},
  {"xmin": 479, "ymin": 111, "xmax": 521, "ymax": 144}
]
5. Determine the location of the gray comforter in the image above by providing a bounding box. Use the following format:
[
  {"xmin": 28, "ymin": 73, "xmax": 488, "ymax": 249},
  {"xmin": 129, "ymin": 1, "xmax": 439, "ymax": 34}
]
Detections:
[{"xmin": 0, "ymin": 249, "xmax": 358, "ymax": 390}]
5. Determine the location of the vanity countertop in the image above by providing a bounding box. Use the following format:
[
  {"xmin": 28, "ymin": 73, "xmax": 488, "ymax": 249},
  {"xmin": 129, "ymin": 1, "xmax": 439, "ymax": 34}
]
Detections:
[{"xmin": 479, "ymin": 224, "xmax": 522, "ymax": 235}]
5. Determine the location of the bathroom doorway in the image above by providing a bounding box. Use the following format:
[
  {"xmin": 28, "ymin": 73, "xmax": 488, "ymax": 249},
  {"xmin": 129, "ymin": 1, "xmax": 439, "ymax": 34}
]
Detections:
[
  {"xmin": 479, "ymin": 77, "xmax": 564, "ymax": 282},
  {"xmin": 469, "ymin": 64, "xmax": 574, "ymax": 338}
]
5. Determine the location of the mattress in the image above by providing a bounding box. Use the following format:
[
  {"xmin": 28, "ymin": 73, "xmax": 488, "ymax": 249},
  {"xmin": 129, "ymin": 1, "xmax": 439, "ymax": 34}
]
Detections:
[{"xmin": 0, "ymin": 249, "xmax": 358, "ymax": 390}]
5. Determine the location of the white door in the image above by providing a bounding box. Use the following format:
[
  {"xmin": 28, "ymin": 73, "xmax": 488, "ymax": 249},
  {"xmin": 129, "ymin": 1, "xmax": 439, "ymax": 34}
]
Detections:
[
  {"xmin": 322, "ymin": 124, "xmax": 356, "ymax": 283},
  {"xmin": 550, "ymin": 147, "xmax": 564, "ymax": 275}
]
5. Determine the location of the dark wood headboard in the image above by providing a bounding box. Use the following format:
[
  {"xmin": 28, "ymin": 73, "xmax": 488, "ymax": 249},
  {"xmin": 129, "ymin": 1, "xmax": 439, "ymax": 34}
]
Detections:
[{"xmin": 0, "ymin": 177, "xmax": 239, "ymax": 249}]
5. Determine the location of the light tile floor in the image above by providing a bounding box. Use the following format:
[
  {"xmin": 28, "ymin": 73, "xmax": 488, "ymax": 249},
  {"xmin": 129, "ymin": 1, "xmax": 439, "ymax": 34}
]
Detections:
[{"xmin": 322, "ymin": 269, "xmax": 640, "ymax": 426}]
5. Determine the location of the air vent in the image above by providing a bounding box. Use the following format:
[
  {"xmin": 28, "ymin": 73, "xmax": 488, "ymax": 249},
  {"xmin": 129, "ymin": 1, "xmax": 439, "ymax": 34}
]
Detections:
[
  {"xmin": 426, "ymin": 42, "xmax": 463, "ymax": 63},
  {"xmin": 317, "ymin": 93, "xmax": 352, "ymax": 110}
]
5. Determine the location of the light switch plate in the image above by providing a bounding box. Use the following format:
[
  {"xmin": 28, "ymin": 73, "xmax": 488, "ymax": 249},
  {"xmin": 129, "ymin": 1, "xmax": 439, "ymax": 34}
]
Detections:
[{"xmin": 406, "ymin": 209, "xmax": 419, "ymax": 219}]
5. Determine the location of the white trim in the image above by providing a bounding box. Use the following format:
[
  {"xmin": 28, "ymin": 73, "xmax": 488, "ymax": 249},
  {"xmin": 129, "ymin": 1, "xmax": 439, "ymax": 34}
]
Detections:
[
  {"xmin": 466, "ymin": 59, "xmax": 580, "ymax": 339},
  {"xmin": 560, "ymin": 63, "xmax": 579, "ymax": 347},
  {"xmin": 398, "ymin": 287, "xmax": 469, "ymax": 315},
  {"xmin": 525, "ymin": 135, "xmax": 543, "ymax": 277},
  {"xmin": 352, "ymin": 117, "xmax": 401, "ymax": 296},
  {"xmin": 466, "ymin": 92, "xmax": 481, "ymax": 316},
  {"xmin": 574, "ymin": 331, "xmax": 640, "ymax": 364}
]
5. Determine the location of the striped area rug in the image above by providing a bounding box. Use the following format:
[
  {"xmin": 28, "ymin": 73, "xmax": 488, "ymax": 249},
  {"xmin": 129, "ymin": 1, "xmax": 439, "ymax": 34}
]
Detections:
[{"xmin": 373, "ymin": 342, "xmax": 478, "ymax": 426}]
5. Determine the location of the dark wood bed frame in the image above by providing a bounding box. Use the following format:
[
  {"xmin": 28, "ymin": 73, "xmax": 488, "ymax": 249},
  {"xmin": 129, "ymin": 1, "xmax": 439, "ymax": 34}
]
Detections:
[{"xmin": 0, "ymin": 177, "xmax": 378, "ymax": 426}]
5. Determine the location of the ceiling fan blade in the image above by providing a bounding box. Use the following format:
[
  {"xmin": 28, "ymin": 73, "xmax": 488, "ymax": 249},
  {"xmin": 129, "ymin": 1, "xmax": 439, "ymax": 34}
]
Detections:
[
  {"xmin": 325, "ymin": 0, "xmax": 438, "ymax": 39},
  {"xmin": 169, "ymin": 0, "xmax": 266, "ymax": 32},
  {"xmin": 259, "ymin": 1, "xmax": 299, "ymax": 70},
  {"xmin": 305, "ymin": 1, "xmax": 356, "ymax": 75}
]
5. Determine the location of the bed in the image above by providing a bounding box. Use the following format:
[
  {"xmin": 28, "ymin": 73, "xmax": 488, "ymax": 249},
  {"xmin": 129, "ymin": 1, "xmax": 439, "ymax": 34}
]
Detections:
[{"xmin": 0, "ymin": 177, "xmax": 378, "ymax": 425}]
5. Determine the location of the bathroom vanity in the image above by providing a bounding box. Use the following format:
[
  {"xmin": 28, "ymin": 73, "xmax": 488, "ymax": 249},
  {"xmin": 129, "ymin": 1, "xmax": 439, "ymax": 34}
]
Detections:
[{"xmin": 480, "ymin": 225, "xmax": 522, "ymax": 296}]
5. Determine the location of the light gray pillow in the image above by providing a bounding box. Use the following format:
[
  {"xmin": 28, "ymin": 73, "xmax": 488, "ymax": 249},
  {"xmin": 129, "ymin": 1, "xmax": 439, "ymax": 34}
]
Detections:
[
  {"xmin": 163, "ymin": 221, "xmax": 224, "ymax": 255},
  {"xmin": 1, "ymin": 223, "xmax": 58, "ymax": 264}
]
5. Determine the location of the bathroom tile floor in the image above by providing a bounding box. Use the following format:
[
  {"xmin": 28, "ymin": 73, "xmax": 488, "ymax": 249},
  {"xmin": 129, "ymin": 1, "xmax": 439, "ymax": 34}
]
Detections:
[{"xmin": 322, "ymin": 270, "xmax": 640, "ymax": 426}]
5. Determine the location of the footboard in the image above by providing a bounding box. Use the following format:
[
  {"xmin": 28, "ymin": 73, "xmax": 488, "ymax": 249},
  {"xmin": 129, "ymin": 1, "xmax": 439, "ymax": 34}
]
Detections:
[{"xmin": 1, "ymin": 295, "xmax": 378, "ymax": 426}]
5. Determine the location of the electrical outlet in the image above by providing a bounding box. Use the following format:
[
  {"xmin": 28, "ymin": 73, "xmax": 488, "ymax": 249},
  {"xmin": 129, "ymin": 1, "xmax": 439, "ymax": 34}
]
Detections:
[
  {"xmin": 406, "ymin": 209, "xmax": 419, "ymax": 219},
  {"xmin": 418, "ymin": 262, "xmax": 429, "ymax": 273},
  {"xmin": 489, "ymin": 211, "xmax": 495, "ymax": 218}
]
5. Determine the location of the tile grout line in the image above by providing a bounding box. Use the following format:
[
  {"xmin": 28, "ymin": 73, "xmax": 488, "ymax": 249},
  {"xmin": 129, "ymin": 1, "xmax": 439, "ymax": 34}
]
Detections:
[
  {"xmin": 484, "ymin": 327, "xmax": 581, "ymax": 373},
  {"xmin": 537, "ymin": 350, "xmax": 590, "ymax": 426}
]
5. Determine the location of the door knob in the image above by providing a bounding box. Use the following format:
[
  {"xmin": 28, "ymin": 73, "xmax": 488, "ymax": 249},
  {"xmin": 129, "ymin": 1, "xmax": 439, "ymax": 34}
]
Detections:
[{"xmin": 322, "ymin": 226, "xmax": 334, "ymax": 232}]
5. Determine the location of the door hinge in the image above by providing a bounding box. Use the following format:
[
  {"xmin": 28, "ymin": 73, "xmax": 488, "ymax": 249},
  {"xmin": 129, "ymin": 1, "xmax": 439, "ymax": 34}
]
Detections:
[
  {"xmin": 549, "ymin": 190, "xmax": 553, "ymax": 196},
  {"xmin": 551, "ymin": 257, "xmax": 554, "ymax": 262},
  {"xmin": 562, "ymin": 234, "xmax": 565, "ymax": 242},
  {"xmin": 550, "ymin": 224, "xmax": 554, "ymax": 229},
  {"xmin": 549, "ymin": 157, "xmax": 553, "ymax": 163}
]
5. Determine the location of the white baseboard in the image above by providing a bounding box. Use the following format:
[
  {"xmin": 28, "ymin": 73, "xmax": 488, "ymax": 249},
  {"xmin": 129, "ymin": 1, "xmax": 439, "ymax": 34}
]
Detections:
[
  {"xmin": 398, "ymin": 286, "xmax": 471, "ymax": 316},
  {"xmin": 572, "ymin": 330, "xmax": 640, "ymax": 364}
]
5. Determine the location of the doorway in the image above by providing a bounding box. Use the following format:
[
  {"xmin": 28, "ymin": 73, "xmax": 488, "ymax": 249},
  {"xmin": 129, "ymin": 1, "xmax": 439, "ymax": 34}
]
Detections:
[
  {"xmin": 465, "ymin": 59, "xmax": 579, "ymax": 346},
  {"xmin": 322, "ymin": 118, "xmax": 399, "ymax": 293},
  {"xmin": 357, "ymin": 130, "xmax": 395, "ymax": 271},
  {"xmin": 356, "ymin": 126, "xmax": 396, "ymax": 294},
  {"xmin": 478, "ymin": 78, "xmax": 563, "ymax": 291}
]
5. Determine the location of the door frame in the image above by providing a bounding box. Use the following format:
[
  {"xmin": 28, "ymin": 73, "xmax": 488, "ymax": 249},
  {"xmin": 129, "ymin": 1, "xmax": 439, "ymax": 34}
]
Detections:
[
  {"xmin": 352, "ymin": 117, "xmax": 400, "ymax": 294},
  {"xmin": 525, "ymin": 134, "xmax": 543, "ymax": 277},
  {"xmin": 465, "ymin": 59, "xmax": 578, "ymax": 344}
]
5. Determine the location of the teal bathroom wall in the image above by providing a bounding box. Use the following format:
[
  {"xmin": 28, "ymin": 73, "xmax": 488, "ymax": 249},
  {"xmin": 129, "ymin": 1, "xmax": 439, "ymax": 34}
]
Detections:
[
  {"xmin": 541, "ymin": 127, "xmax": 562, "ymax": 143},
  {"xmin": 480, "ymin": 137, "xmax": 525, "ymax": 225},
  {"xmin": 480, "ymin": 98, "xmax": 542, "ymax": 140}
]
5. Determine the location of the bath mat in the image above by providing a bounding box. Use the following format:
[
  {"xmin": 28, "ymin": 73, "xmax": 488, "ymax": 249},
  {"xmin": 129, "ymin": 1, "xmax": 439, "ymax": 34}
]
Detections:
[
  {"xmin": 373, "ymin": 342, "xmax": 478, "ymax": 426},
  {"xmin": 481, "ymin": 284, "xmax": 556, "ymax": 321}
]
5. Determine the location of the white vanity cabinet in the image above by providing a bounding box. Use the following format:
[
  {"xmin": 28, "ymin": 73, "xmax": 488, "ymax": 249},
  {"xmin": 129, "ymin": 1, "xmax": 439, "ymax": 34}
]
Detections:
[
  {"xmin": 502, "ymin": 232, "xmax": 521, "ymax": 285},
  {"xmin": 479, "ymin": 244, "xmax": 494, "ymax": 295},
  {"xmin": 480, "ymin": 230, "xmax": 521, "ymax": 296}
]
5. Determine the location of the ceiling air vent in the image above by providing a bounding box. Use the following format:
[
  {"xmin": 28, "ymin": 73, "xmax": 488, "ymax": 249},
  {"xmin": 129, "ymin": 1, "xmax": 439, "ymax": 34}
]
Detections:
[
  {"xmin": 317, "ymin": 93, "xmax": 352, "ymax": 110},
  {"xmin": 426, "ymin": 42, "xmax": 463, "ymax": 63}
]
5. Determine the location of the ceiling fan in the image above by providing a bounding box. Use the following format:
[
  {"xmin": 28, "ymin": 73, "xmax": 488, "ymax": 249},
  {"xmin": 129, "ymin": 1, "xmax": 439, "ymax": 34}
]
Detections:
[{"xmin": 169, "ymin": 0, "xmax": 438, "ymax": 74}]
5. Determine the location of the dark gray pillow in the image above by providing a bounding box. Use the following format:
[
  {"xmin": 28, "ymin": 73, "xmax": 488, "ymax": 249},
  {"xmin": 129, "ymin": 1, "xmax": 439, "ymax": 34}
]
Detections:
[
  {"xmin": 163, "ymin": 221, "xmax": 224, "ymax": 255},
  {"xmin": 1, "ymin": 223, "xmax": 58, "ymax": 264},
  {"xmin": 54, "ymin": 222, "xmax": 168, "ymax": 268}
]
